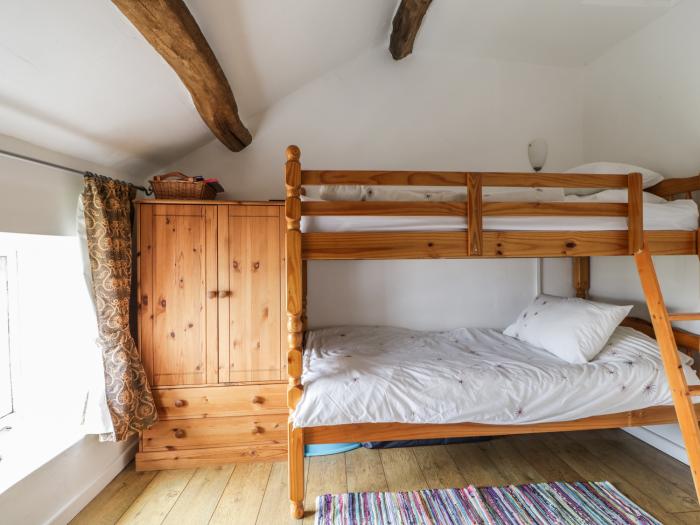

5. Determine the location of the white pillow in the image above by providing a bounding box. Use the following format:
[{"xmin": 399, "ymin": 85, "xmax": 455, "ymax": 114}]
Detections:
[
  {"xmin": 503, "ymin": 295, "xmax": 632, "ymax": 364},
  {"xmin": 359, "ymin": 186, "xmax": 565, "ymax": 202},
  {"xmin": 363, "ymin": 187, "xmax": 466, "ymax": 201},
  {"xmin": 564, "ymin": 189, "xmax": 668, "ymax": 204},
  {"xmin": 565, "ymin": 162, "xmax": 664, "ymax": 195},
  {"xmin": 319, "ymin": 185, "xmax": 366, "ymax": 201},
  {"xmin": 481, "ymin": 187, "xmax": 564, "ymax": 202}
]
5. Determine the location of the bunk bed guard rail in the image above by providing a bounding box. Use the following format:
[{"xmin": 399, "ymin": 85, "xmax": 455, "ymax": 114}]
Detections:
[{"xmin": 286, "ymin": 145, "xmax": 644, "ymax": 258}]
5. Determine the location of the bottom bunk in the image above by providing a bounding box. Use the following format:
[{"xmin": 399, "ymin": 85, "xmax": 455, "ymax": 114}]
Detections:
[{"xmin": 293, "ymin": 325, "xmax": 700, "ymax": 444}]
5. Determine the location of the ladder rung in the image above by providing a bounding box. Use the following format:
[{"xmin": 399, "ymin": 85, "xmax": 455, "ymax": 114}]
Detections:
[
  {"xmin": 668, "ymin": 313, "xmax": 700, "ymax": 322},
  {"xmin": 688, "ymin": 385, "xmax": 700, "ymax": 397}
]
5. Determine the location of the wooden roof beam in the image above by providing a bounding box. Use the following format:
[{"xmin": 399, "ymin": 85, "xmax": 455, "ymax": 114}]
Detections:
[
  {"xmin": 389, "ymin": 0, "xmax": 433, "ymax": 60},
  {"xmin": 112, "ymin": 0, "xmax": 252, "ymax": 152}
]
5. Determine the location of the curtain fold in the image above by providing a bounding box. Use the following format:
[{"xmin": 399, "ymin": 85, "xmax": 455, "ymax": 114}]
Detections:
[{"xmin": 81, "ymin": 174, "xmax": 157, "ymax": 441}]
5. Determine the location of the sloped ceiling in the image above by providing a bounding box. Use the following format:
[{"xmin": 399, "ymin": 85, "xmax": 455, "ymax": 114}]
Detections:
[
  {"xmin": 0, "ymin": 0, "xmax": 681, "ymax": 176},
  {"xmin": 0, "ymin": 0, "xmax": 395, "ymax": 175},
  {"xmin": 420, "ymin": 0, "xmax": 680, "ymax": 66}
]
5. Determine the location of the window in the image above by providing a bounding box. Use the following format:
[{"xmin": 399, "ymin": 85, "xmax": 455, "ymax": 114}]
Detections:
[
  {"xmin": 0, "ymin": 233, "xmax": 98, "ymax": 493},
  {"xmin": 0, "ymin": 250, "xmax": 17, "ymax": 423}
]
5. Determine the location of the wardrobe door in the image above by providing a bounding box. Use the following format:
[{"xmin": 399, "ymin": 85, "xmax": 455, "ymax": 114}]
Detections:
[
  {"xmin": 138, "ymin": 204, "xmax": 218, "ymax": 386},
  {"xmin": 218, "ymin": 206, "xmax": 282, "ymax": 383}
]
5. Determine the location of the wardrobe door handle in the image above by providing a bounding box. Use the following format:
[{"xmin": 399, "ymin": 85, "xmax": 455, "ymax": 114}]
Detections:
[
  {"xmin": 173, "ymin": 428, "xmax": 186, "ymax": 439},
  {"xmin": 208, "ymin": 290, "xmax": 219, "ymax": 299},
  {"xmin": 252, "ymin": 261, "xmax": 260, "ymax": 271},
  {"xmin": 173, "ymin": 399, "xmax": 186, "ymax": 408},
  {"xmin": 252, "ymin": 396, "xmax": 264, "ymax": 405},
  {"xmin": 220, "ymin": 290, "xmax": 232, "ymax": 298},
  {"xmin": 252, "ymin": 425, "xmax": 264, "ymax": 435}
]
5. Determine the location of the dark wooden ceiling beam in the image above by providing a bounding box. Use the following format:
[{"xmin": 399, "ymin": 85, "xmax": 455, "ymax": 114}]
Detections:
[
  {"xmin": 389, "ymin": 0, "xmax": 433, "ymax": 60},
  {"xmin": 112, "ymin": 0, "xmax": 251, "ymax": 152}
]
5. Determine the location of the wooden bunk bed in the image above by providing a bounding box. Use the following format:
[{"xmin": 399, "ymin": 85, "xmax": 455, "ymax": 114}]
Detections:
[{"xmin": 283, "ymin": 145, "xmax": 700, "ymax": 518}]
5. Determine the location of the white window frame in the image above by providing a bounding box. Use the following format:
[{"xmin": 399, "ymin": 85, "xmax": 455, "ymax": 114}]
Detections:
[{"xmin": 0, "ymin": 247, "xmax": 19, "ymax": 428}]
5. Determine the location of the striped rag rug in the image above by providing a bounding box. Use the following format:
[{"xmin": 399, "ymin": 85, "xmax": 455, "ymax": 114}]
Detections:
[{"xmin": 314, "ymin": 481, "xmax": 661, "ymax": 525}]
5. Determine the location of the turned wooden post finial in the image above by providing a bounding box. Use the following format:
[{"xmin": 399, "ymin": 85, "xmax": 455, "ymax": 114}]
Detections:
[{"xmin": 286, "ymin": 145, "xmax": 301, "ymax": 162}]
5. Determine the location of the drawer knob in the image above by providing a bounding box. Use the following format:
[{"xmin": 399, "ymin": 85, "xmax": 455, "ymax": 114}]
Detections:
[
  {"xmin": 173, "ymin": 399, "xmax": 187, "ymax": 408},
  {"xmin": 251, "ymin": 396, "xmax": 264, "ymax": 405},
  {"xmin": 252, "ymin": 425, "xmax": 265, "ymax": 435},
  {"xmin": 173, "ymin": 428, "xmax": 186, "ymax": 439}
]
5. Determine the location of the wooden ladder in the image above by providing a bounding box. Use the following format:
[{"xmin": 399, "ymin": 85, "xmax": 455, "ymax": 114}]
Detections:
[{"xmin": 635, "ymin": 247, "xmax": 700, "ymax": 501}]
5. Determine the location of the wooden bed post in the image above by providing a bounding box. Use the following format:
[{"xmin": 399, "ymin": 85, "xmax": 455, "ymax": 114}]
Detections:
[
  {"xmin": 628, "ymin": 172, "xmax": 643, "ymax": 254},
  {"xmin": 285, "ymin": 145, "xmax": 305, "ymax": 519},
  {"xmin": 467, "ymin": 172, "xmax": 483, "ymax": 256},
  {"xmin": 572, "ymin": 257, "xmax": 590, "ymax": 299}
]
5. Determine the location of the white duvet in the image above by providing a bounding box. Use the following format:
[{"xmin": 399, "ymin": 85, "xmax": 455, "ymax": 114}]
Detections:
[
  {"xmin": 301, "ymin": 192, "xmax": 699, "ymax": 232},
  {"xmin": 292, "ymin": 325, "xmax": 700, "ymax": 428}
]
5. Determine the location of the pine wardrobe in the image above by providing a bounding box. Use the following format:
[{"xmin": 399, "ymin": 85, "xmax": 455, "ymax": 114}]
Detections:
[{"xmin": 134, "ymin": 200, "xmax": 287, "ymax": 470}]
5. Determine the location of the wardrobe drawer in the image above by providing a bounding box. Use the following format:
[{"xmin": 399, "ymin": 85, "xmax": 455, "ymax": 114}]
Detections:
[
  {"xmin": 153, "ymin": 384, "xmax": 287, "ymax": 419},
  {"xmin": 142, "ymin": 413, "xmax": 287, "ymax": 452}
]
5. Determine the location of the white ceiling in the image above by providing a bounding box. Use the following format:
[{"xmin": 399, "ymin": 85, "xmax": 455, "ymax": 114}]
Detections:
[
  {"xmin": 418, "ymin": 0, "xmax": 679, "ymax": 66},
  {"xmin": 0, "ymin": 0, "xmax": 682, "ymax": 175}
]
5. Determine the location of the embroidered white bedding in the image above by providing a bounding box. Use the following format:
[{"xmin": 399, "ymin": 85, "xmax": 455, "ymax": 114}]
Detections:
[
  {"xmin": 292, "ymin": 325, "xmax": 699, "ymax": 428},
  {"xmin": 300, "ymin": 192, "xmax": 699, "ymax": 232}
]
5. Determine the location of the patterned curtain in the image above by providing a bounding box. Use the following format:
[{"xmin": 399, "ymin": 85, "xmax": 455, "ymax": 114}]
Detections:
[{"xmin": 81, "ymin": 174, "xmax": 157, "ymax": 441}]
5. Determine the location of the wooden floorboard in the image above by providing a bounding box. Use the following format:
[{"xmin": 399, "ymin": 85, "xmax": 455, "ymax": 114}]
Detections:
[
  {"xmin": 603, "ymin": 429, "xmax": 696, "ymax": 491},
  {"xmin": 570, "ymin": 430, "xmax": 700, "ymax": 513},
  {"xmin": 480, "ymin": 437, "xmax": 544, "ymax": 484},
  {"xmin": 114, "ymin": 469, "xmax": 195, "ymax": 525},
  {"xmin": 542, "ymin": 433, "xmax": 684, "ymax": 525},
  {"xmin": 161, "ymin": 465, "xmax": 233, "ymax": 525},
  {"xmin": 445, "ymin": 440, "xmax": 510, "ymax": 486},
  {"xmin": 71, "ymin": 430, "xmax": 698, "ymax": 524},
  {"xmin": 675, "ymin": 510, "xmax": 700, "ymax": 524},
  {"xmin": 69, "ymin": 463, "xmax": 158, "ymax": 525},
  {"xmin": 209, "ymin": 463, "xmax": 272, "ymax": 525},
  {"xmin": 255, "ymin": 461, "xmax": 304, "ymax": 525},
  {"xmin": 508, "ymin": 434, "xmax": 581, "ymax": 482},
  {"xmin": 412, "ymin": 444, "xmax": 465, "ymax": 488},
  {"xmin": 303, "ymin": 454, "xmax": 347, "ymax": 525},
  {"xmin": 379, "ymin": 447, "xmax": 426, "ymax": 492},
  {"xmin": 345, "ymin": 447, "xmax": 388, "ymax": 493}
]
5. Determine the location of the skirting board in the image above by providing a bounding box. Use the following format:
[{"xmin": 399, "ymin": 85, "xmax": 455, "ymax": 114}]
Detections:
[
  {"xmin": 624, "ymin": 426, "xmax": 689, "ymax": 465},
  {"xmin": 46, "ymin": 439, "xmax": 138, "ymax": 525}
]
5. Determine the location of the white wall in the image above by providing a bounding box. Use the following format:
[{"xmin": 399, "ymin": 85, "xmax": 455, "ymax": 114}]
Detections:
[
  {"xmin": 0, "ymin": 135, "xmax": 141, "ymax": 524},
  {"xmin": 0, "ymin": 437, "xmax": 136, "ymax": 525},
  {"xmin": 0, "ymin": 134, "xmax": 143, "ymax": 236},
  {"xmin": 583, "ymin": 0, "xmax": 700, "ymax": 463},
  {"xmin": 166, "ymin": 47, "xmax": 584, "ymax": 329}
]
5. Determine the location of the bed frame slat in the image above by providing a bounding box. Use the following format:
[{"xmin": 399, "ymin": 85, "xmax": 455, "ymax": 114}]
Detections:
[
  {"xmin": 304, "ymin": 405, "xmax": 700, "ymax": 444},
  {"xmin": 480, "ymin": 173, "xmax": 628, "ymax": 188},
  {"xmin": 482, "ymin": 202, "xmax": 628, "ymax": 217},
  {"xmin": 302, "ymin": 201, "xmax": 629, "ymax": 218},
  {"xmin": 302, "ymin": 171, "xmax": 629, "ymax": 188},
  {"xmin": 302, "ymin": 170, "xmax": 466, "ymax": 186},
  {"xmin": 301, "ymin": 230, "xmax": 697, "ymax": 259}
]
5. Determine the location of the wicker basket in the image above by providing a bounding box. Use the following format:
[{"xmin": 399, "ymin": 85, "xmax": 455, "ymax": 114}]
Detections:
[{"xmin": 150, "ymin": 172, "xmax": 217, "ymax": 200}]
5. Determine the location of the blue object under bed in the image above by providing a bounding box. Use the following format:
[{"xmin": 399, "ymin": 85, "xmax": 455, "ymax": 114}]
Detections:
[
  {"xmin": 304, "ymin": 437, "xmax": 491, "ymax": 456},
  {"xmin": 305, "ymin": 443, "xmax": 361, "ymax": 456}
]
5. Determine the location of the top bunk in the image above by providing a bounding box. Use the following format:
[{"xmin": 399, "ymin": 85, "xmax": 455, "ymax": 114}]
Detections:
[{"xmin": 284, "ymin": 146, "xmax": 700, "ymax": 260}]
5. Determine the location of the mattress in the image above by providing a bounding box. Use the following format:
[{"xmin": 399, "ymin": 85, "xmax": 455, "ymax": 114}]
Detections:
[
  {"xmin": 292, "ymin": 325, "xmax": 700, "ymax": 428},
  {"xmin": 301, "ymin": 199, "xmax": 699, "ymax": 232}
]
